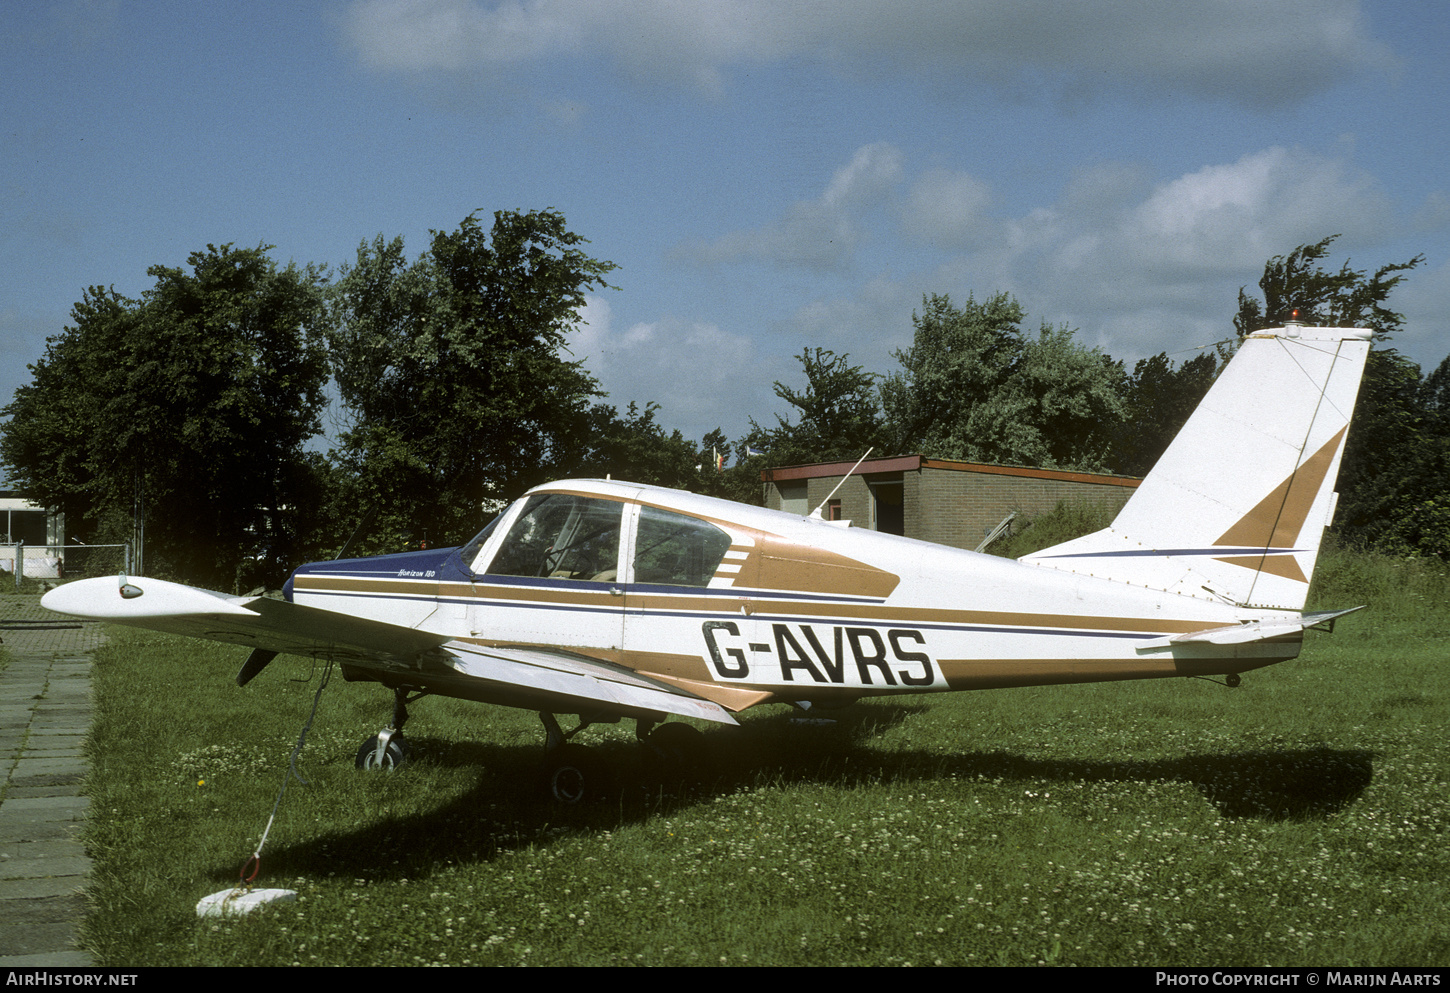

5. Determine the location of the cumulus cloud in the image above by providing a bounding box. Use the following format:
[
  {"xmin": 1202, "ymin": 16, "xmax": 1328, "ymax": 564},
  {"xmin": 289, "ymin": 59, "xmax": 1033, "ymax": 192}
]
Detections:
[
  {"xmin": 899, "ymin": 169, "xmax": 996, "ymax": 251},
  {"xmin": 673, "ymin": 143, "xmax": 904, "ymax": 271},
  {"xmin": 343, "ymin": 0, "xmax": 1392, "ymax": 106},
  {"xmin": 568, "ymin": 296, "xmax": 783, "ymax": 438},
  {"xmin": 760, "ymin": 145, "xmax": 1408, "ymax": 369}
]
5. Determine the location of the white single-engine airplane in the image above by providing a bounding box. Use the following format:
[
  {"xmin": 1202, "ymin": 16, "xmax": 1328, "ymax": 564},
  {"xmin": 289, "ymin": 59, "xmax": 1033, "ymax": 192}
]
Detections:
[{"xmin": 44, "ymin": 322, "xmax": 1371, "ymax": 803}]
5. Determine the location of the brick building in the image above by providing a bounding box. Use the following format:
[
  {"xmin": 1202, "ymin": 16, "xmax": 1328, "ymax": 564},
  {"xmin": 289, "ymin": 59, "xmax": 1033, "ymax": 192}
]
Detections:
[{"xmin": 761, "ymin": 455, "xmax": 1140, "ymax": 552}]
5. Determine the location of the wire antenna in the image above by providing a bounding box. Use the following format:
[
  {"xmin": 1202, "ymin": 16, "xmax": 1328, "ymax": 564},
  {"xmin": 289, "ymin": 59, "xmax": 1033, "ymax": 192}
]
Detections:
[{"xmin": 809, "ymin": 448, "xmax": 874, "ymax": 518}]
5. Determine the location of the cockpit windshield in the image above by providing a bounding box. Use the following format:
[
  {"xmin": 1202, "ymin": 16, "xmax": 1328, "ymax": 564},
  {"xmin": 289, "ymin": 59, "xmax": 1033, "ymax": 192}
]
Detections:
[
  {"xmin": 482, "ymin": 493, "xmax": 623, "ymax": 582},
  {"xmin": 459, "ymin": 512, "xmax": 504, "ymax": 575}
]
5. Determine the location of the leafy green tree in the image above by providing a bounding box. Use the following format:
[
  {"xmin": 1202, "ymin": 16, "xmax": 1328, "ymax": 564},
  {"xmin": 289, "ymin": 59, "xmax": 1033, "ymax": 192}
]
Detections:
[
  {"xmin": 883, "ymin": 293, "xmax": 1124, "ymax": 470},
  {"xmin": 0, "ymin": 287, "xmax": 119, "ymax": 534},
  {"xmin": 1235, "ymin": 236, "xmax": 1445, "ymax": 556},
  {"xmin": 574, "ymin": 401, "xmax": 705, "ymax": 490},
  {"xmin": 327, "ymin": 210, "xmax": 618, "ymax": 552},
  {"xmin": 1111, "ymin": 350, "xmax": 1220, "ymax": 476},
  {"xmin": 1334, "ymin": 349, "xmax": 1450, "ymax": 556},
  {"xmin": 882, "ymin": 293, "xmax": 1020, "ymax": 457},
  {"xmin": 1234, "ymin": 234, "xmax": 1422, "ymax": 337},
  {"xmin": 1, "ymin": 246, "xmax": 331, "ymax": 588},
  {"xmin": 752, "ymin": 348, "xmax": 885, "ymax": 468}
]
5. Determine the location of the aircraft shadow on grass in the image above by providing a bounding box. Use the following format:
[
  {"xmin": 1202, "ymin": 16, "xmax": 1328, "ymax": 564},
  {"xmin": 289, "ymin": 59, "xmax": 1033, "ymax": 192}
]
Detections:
[{"xmin": 233, "ymin": 705, "xmax": 1374, "ymax": 884}]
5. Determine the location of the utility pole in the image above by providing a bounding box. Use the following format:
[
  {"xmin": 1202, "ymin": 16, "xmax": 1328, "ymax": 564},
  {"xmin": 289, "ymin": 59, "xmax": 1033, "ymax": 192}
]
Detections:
[{"xmin": 133, "ymin": 465, "xmax": 145, "ymax": 577}]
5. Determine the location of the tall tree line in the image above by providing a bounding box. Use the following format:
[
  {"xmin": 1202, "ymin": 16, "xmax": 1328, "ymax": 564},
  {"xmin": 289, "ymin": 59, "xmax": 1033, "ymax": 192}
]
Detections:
[
  {"xmin": 733, "ymin": 236, "xmax": 1444, "ymax": 559},
  {"xmin": 3, "ymin": 219, "xmax": 1445, "ymax": 589}
]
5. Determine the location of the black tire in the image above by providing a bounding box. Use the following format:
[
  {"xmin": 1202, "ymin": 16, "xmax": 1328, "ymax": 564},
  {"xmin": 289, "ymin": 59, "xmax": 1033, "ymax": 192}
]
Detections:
[
  {"xmin": 355, "ymin": 734, "xmax": 408, "ymax": 771},
  {"xmin": 542, "ymin": 744, "xmax": 609, "ymax": 805},
  {"xmin": 645, "ymin": 722, "xmax": 711, "ymax": 782}
]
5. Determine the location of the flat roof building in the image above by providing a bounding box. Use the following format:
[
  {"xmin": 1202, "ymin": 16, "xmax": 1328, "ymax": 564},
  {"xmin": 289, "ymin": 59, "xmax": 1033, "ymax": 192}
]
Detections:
[
  {"xmin": 0, "ymin": 491, "xmax": 60, "ymax": 546},
  {"xmin": 761, "ymin": 455, "xmax": 1139, "ymax": 552}
]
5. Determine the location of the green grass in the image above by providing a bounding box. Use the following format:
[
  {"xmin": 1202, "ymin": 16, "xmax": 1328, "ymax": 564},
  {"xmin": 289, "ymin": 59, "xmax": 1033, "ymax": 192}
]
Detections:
[{"xmin": 80, "ymin": 547, "xmax": 1450, "ymax": 966}]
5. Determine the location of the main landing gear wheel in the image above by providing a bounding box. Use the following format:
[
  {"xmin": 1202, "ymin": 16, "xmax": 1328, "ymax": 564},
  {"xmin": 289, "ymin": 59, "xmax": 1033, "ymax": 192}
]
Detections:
[
  {"xmin": 644, "ymin": 722, "xmax": 711, "ymax": 785},
  {"xmin": 355, "ymin": 732, "xmax": 409, "ymax": 771},
  {"xmin": 542, "ymin": 744, "xmax": 611, "ymax": 805}
]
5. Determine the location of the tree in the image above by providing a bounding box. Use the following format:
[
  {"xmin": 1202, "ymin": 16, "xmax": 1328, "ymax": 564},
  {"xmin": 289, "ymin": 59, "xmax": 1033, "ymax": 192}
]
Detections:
[
  {"xmin": 574, "ymin": 401, "xmax": 706, "ymax": 490},
  {"xmin": 753, "ymin": 348, "xmax": 885, "ymax": 467},
  {"xmin": 1234, "ymin": 235, "xmax": 1422, "ymax": 338},
  {"xmin": 327, "ymin": 210, "xmax": 618, "ymax": 552},
  {"xmin": 0, "ymin": 287, "xmax": 119, "ymax": 535},
  {"xmin": 882, "ymin": 293, "xmax": 1124, "ymax": 470},
  {"xmin": 1, "ymin": 246, "xmax": 331, "ymax": 588},
  {"xmin": 1235, "ymin": 237, "xmax": 1446, "ymax": 556},
  {"xmin": 1111, "ymin": 350, "xmax": 1220, "ymax": 476},
  {"xmin": 1333, "ymin": 349, "xmax": 1450, "ymax": 555}
]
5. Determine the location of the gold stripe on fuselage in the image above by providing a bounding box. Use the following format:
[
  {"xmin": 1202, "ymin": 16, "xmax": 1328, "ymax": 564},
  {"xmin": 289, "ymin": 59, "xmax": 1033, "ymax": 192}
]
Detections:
[{"xmin": 298, "ymin": 574, "xmax": 1226, "ymax": 638}]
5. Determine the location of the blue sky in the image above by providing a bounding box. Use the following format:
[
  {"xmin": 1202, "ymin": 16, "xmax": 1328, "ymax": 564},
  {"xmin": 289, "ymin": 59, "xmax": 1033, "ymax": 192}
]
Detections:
[{"xmin": 4, "ymin": 0, "xmax": 1449, "ymax": 455}]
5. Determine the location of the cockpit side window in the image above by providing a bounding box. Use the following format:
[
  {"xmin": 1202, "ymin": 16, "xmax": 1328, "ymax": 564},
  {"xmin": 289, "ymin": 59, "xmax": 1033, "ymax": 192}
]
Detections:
[
  {"xmin": 632, "ymin": 506, "xmax": 731, "ymax": 587},
  {"xmin": 483, "ymin": 494, "xmax": 623, "ymax": 582}
]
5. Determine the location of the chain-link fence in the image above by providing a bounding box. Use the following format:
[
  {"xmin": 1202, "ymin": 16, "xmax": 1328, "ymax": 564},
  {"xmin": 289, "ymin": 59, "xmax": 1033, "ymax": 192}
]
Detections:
[{"xmin": 1, "ymin": 543, "xmax": 131, "ymax": 581}]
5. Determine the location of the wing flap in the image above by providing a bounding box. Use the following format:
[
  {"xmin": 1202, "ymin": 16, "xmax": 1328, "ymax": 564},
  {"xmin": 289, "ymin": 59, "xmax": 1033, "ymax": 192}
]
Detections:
[{"xmin": 442, "ymin": 644, "xmax": 738, "ymax": 725}]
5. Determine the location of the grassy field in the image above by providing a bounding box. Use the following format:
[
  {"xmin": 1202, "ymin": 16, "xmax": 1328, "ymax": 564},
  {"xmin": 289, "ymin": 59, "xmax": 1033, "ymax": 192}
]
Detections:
[{"xmin": 78, "ymin": 545, "xmax": 1449, "ymax": 966}]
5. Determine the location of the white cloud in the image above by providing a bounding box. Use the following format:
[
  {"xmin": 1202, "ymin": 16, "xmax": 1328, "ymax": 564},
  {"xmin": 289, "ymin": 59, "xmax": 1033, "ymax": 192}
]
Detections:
[
  {"xmin": 345, "ymin": 0, "xmax": 585, "ymax": 72},
  {"xmin": 899, "ymin": 169, "xmax": 995, "ymax": 251},
  {"xmin": 343, "ymin": 0, "xmax": 1393, "ymax": 106},
  {"xmin": 568, "ymin": 295, "xmax": 782, "ymax": 438},
  {"xmin": 1118, "ymin": 148, "xmax": 1388, "ymax": 275},
  {"xmin": 673, "ymin": 143, "xmax": 903, "ymax": 271},
  {"xmin": 756, "ymin": 145, "xmax": 1412, "ymax": 371}
]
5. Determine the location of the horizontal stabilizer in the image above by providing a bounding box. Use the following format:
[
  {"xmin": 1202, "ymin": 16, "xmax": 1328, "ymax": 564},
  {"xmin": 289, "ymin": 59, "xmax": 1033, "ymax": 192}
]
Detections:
[{"xmin": 1137, "ymin": 606, "xmax": 1363, "ymax": 649}]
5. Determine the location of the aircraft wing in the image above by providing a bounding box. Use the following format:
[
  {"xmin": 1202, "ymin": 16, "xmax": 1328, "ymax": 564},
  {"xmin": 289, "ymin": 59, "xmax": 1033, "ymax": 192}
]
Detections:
[{"xmin": 41, "ymin": 576, "xmax": 738, "ymax": 727}]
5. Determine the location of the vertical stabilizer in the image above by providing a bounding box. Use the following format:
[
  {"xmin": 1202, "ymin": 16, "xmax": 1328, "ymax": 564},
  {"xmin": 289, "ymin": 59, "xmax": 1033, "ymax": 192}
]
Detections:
[{"xmin": 1022, "ymin": 325, "xmax": 1372, "ymax": 610}]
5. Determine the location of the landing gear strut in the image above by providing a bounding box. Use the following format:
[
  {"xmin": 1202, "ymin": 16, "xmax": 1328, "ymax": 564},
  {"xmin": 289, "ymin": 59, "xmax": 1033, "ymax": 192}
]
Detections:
[
  {"xmin": 355, "ymin": 686, "xmax": 427, "ymax": 771},
  {"xmin": 355, "ymin": 728, "xmax": 409, "ymax": 770},
  {"xmin": 538, "ymin": 712, "xmax": 614, "ymax": 804}
]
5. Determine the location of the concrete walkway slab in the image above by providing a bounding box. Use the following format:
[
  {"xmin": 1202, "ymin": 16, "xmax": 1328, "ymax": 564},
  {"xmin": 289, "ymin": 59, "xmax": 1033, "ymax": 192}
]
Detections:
[{"xmin": 0, "ymin": 593, "xmax": 105, "ymax": 966}]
